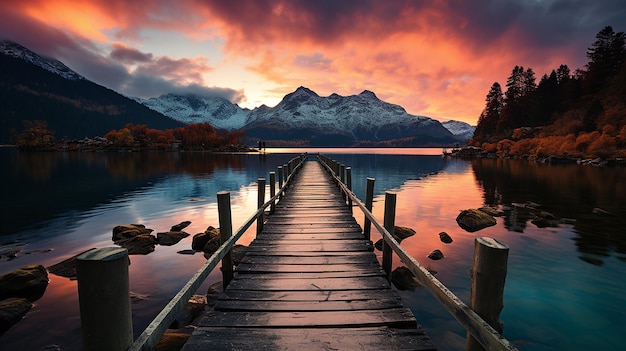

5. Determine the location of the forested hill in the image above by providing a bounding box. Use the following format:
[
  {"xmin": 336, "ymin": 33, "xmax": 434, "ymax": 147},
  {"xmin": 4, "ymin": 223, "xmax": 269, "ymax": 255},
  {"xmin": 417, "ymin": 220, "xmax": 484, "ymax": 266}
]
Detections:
[
  {"xmin": 0, "ymin": 51, "xmax": 183, "ymax": 143},
  {"xmin": 470, "ymin": 26, "xmax": 626, "ymax": 160}
]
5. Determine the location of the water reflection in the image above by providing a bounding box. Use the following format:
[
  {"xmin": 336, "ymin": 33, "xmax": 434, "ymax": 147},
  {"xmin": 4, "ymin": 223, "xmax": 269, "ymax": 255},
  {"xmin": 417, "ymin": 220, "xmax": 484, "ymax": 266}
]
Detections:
[{"xmin": 471, "ymin": 158, "xmax": 626, "ymax": 262}]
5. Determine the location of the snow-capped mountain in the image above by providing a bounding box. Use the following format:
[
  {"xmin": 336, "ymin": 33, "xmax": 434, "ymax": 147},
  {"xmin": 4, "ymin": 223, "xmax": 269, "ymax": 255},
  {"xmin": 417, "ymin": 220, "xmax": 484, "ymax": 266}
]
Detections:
[
  {"xmin": 138, "ymin": 86, "xmax": 463, "ymax": 146},
  {"xmin": 0, "ymin": 40, "xmax": 85, "ymax": 81},
  {"xmin": 441, "ymin": 120, "xmax": 476, "ymax": 140},
  {"xmin": 134, "ymin": 94, "xmax": 249, "ymax": 130}
]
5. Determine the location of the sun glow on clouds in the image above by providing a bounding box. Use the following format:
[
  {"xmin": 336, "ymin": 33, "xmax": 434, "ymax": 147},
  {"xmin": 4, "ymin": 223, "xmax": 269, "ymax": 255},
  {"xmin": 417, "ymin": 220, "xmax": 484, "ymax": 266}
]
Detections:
[{"xmin": 3, "ymin": 0, "xmax": 624, "ymax": 124}]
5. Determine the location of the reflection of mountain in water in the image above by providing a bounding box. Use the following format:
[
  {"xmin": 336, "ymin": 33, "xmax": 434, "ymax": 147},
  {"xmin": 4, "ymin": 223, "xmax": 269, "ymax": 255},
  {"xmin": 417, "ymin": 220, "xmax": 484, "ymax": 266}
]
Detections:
[
  {"xmin": 471, "ymin": 158, "xmax": 626, "ymax": 262},
  {"xmin": 0, "ymin": 150, "xmax": 296, "ymax": 236},
  {"xmin": 322, "ymin": 154, "xmax": 447, "ymax": 199}
]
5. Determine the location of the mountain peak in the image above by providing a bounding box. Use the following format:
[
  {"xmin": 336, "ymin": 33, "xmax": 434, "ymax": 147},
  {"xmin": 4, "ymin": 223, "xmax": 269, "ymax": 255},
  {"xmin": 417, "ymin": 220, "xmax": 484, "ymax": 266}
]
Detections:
[
  {"xmin": 0, "ymin": 40, "xmax": 84, "ymax": 81},
  {"xmin": 359, "ymin": 90, "xmax": 378, "ymax": 100},
  {"xmin": 293, "ymin": 86, "xmax": 319, "ymax": 97}
]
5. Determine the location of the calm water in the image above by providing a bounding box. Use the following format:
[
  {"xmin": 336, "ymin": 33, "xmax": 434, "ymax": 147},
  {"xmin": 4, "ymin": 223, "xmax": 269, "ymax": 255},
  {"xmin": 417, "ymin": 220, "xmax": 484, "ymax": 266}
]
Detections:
[{"xmin": 1, "ymin": 148, "xmax": 625, "ymax": 350}]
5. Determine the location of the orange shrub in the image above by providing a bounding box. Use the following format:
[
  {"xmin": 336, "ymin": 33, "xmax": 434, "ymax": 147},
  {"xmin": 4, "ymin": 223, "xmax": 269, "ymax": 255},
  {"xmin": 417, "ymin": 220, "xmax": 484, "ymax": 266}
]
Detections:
[
  {"xmin": 496, "ymin": 139, "xmax": 514, "ymax": 156},
  {"xmin": 588, "ymin": 134, "xmax": 617, "ymax": 158},
  {"xmin": 510, "ymin": 138, "xmax": 539, "ymax": 157},
  {"xmin": 482, "ymin": 142, "xmax": 497, "ymax": 153},
  {"xmin": 575, "ymin": 131, "xmax": 600, "ymax": 153}
]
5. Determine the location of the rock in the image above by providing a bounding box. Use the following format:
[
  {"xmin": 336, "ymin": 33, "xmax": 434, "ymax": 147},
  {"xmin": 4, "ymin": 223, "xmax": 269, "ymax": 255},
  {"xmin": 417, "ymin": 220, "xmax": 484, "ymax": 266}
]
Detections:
[
  {"xmin": 478, "ymin": 207, "xmax": 502, "ymax": 217},
  {"xmin": 231, "ymin": 244, "xmax": 248, "ymax": 265},
  {"xmin": 170, "ymin": 221, "xmax": 192, "ymax": 232},
  {"xmin": 391, "ymin": 266, "xmax": 422, "ymax": 291},
  {"xmin": 115, "ymin": 234, "xmax": 158, "ymax": 255},
  {"xmin": 0, "ymin": 297, "xmax": 33, "ymax": 333},
  {"xmin": 456, "ymin": 209, "xmax": 496, "ymax": 232},
  {"xmin": 0, "ymin": 265, "xmax": 49, "ymax": 301},
  {"xmin": 39, "ymin": 345, "xmax": 62, "ymax": 351},
  {"xmin": 154, "ymin": 332, "xmax": 190, "ymax": 351},
  {"xmin": 172, "ymin": 294, "xmax": 206, "ymax": 326},
  {"xmin": 539, "ymin": 211, "xmax": 557, "ymax": 219},
  {"xmin": 428, "ymin": 249, "xmax": 444, "ymax": 260},
  {"xmin": 374, "ymin": 239, "xmax": 384, "ymax": 251},
  {"xmin": 157, "ymin": 231, "xmax": 190, "ymax": 246},
  {"xmin": 592, "ymin": 207, "xmax": 611, "ymax": 216},
  {"xmin": 438, "ymin": 232, "xmax": 453, "ymax": 244},
  {"xmin": 531, "ymin": 212, "xmax": 560, "ymax": 228},
  {"xmin": 47, "ymin": 249, "xmax": 95, "ymax": 280},
  {"xmin": 394, "ymin": 226, "xmax": 416, "ymax": 240},
  {"xmin": 192, "ymin": 226, "xmax": 220, "ymax": 253},
  {"xmin": 206, "ymin": 281, "xmax": 223, "ymax": 307},
  {"xmin": 112, "ymin": 224, "xmax": 153, "ymax": 241}
]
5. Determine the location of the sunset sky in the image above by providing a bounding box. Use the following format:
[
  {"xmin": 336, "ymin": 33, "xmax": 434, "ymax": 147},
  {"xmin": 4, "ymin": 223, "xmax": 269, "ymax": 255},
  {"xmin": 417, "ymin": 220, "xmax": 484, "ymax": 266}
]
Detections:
[{"xmin": 1, "ymin": 1, "xmax": 625, "ymax": 125}]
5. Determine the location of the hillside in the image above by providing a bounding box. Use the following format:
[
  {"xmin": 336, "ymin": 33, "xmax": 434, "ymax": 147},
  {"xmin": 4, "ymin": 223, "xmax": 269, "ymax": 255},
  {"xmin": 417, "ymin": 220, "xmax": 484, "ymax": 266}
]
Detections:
[
  {"xmin": 470, "ymin": 26, "xmax": 626, "ymax": 160},
  {"xmin": 0, "ymin": 41, "xmax": 183, "ymax": 144}
]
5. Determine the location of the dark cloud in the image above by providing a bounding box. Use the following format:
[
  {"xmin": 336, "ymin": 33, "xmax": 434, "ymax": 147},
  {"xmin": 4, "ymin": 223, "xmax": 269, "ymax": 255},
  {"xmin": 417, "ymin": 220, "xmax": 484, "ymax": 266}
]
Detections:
[{"xmin": 110, "ymin": 43, "xmax": 153, "ymax": 63}]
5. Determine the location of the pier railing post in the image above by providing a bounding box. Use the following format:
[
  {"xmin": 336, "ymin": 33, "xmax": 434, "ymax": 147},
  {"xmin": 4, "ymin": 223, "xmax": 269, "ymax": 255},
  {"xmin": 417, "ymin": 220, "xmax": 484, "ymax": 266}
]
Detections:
[
  {"xmin": 217, "ymin": 191, "xmax": 234, "ymax": 289},
  {"xmin": 269, "ymin": 172, "xmax": 276, "ymax": 214},
  {"xmin": 382, "ymin": 192, "xmax": 396, "ymax": 281},
  {"xmin": 466, "ymin": 237, "xmax": 509, "ymax": 351},
  {"xmin": 76, "ymin": 247, "xmax": 133, "ymax": 351},
  {"xmin": 257, "ymin": 178, "xmax": 266, "ymax": 236},
  {"xmin": 278, "ymin": 166, "xmax": 284, "ymax": 190},
  {"xmin": 283, "ymin": 164, "xmax": 288, "ymax": 184},
  {"xmin": 346, "ymin": 167, "xmax": 353, "ymax": 213},
  {"xmin": 364, "ymin": 178, "xmax": 375, "ymax": 241}
]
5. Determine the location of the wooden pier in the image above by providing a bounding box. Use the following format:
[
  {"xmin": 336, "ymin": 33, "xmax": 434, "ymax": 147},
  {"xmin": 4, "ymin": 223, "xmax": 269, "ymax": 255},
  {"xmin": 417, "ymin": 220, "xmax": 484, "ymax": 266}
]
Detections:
[{"xmin": 182, "ymin": 160, "xmax": 436, "ymax": 350}]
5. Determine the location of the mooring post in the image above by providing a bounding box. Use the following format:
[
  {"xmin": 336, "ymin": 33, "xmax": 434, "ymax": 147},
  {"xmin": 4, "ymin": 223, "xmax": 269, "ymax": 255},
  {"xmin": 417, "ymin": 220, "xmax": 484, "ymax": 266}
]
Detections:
[
  {"xmin": 363, "ymin": 178, "xmax": 375, "ymax": 241},
  {"xmin": 278, "ymin": 166, "xmax": 284, "ymax": 190},
  {"xmin": 283, "ymin": 164, "xmax": 288, "ymax": 184},
  {"xmin": 76, "ymin": 247, "xmax": 133, "ymax": 351},
  {"xmin": 466, "ymin": 237, "xmax": 510, "ymax": 351},
  {"xmin": 382, "ymin": 192, "xmax": 396, "ymax": 281},
  {"xmin": 257, "ymin": 178, "xmax": 266, "ymax": 236},
  {"xmin": 217, "ymin": 191, "xmax": 234, "ymax": 289},
  {"xmin": 269, "ymin": 172, "xmax": 276, "ymax": 214},
  {"xmin": 346, "ymin": 167, "xmax": 353, "ymax": 213},
  {"xmin": 340, "ymin": 164, "xmax": 345, "ymax": 184}
]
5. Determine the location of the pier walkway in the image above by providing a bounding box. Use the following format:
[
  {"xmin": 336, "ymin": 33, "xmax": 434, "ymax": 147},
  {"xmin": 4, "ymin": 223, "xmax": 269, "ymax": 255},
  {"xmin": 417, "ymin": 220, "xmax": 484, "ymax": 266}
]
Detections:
[{"xmin": 182, "ymin": 160, "xmax": 436, "ymax": 350}]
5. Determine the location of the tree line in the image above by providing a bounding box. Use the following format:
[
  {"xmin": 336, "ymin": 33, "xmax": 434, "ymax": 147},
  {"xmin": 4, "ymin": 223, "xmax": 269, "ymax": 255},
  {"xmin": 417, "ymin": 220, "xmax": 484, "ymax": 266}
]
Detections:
[
  {"xmin": 471, "ymin": 26, "xmax": 626, "ymax": 159},
  {"xmin": 13, "ymin": 121, "xmax": 246, "ymax": 151}
]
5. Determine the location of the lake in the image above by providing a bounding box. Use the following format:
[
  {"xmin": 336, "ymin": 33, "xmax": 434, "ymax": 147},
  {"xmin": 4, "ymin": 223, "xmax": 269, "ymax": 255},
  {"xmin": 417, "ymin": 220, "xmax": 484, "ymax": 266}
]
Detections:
[{"xmin": 1, "ymin": 148, "xmax": 625, "ymax": 350}]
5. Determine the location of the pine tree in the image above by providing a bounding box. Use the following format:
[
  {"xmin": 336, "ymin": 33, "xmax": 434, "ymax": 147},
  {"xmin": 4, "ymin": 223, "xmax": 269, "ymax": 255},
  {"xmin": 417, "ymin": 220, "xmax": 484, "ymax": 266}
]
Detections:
[{"xmin": 473, "ymin": 82, "xmax": 504, "ymax": 142}]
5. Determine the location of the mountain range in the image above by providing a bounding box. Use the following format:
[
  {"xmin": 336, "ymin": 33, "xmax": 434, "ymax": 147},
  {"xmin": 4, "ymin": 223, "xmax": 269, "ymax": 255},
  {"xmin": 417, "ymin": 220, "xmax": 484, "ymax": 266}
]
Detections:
[{"xmin": 1, "ymin": 40, "xmax": 475, "ymax": 146}]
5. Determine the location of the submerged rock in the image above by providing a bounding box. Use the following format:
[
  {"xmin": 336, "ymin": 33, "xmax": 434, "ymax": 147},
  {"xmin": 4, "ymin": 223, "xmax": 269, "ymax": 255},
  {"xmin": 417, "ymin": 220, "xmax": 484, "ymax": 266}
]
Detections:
[
  {"xmin": 170, "ymin": 221, "xmax": 192, "ymax": 232},
  {"xmin": 157, "ymin": 231, "xmax": 190, "ymax": 246},
  {"xmin": 438, "ymin": 232, "xmax": 453, "ymax": 244},
  {"xmin": 456, "ymin": 209, "xmax": 496, "ymax": 232},
  {"xmin": 0, "ymin": 297, "xmax": 32, "ymax": 333},
  {"xmin": 115, "ymin": 234, "xmax": 158, "ymax": 255},
  {"xmin": 112, "ymin": 224, "xmax": 154, "ymax": 241},
  {"xmin": 0, "ymin": 265, "xmax": 49, "ymax": 301},
  {"xmin": 428, "ymin": 249, "xmax": 444, "ymax": 260},
  {"xmin": 192, "ymin": 226, "xmax": 221, "ymax": 253},
  {"xmin": 374, "ymin": 226, "xmax": 416, "ymax": 251},
  {"xmin": 391, "ymin": 266, "xmax": 422, "ymax": 291}
]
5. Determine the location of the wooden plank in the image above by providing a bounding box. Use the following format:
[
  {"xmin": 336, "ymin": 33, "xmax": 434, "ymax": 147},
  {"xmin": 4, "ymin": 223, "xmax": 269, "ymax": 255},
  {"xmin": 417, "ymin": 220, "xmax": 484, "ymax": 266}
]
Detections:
[
  {"xmin": 217, "ymin": 289, "xmax": 401, "ymax": 302},
  {"xmin": 239, "ymin": 254, "xmax": 378, "ymax": 265},
  {"xmin": 214, "ymin": 298, "xmax": 404, "ymax": 312},
  {"xmin": 243, "ymin": 242, "xmax": 373, "ymax": 252},
  {"xmin": 182, "ymin": 327, "xmax": 435, "ymax": 351},
  {"xmin": 233, "ymin": 270, "xmax": 386, "ymax": 279},
  {"xmin": 225, "ymin": 276, "xmax": 390, "ymax": 291},
  {"xmin": 253, "ymin": 232, "xmax": 366, "ymax": 240},
  {"xmin": 197, "ymin": 309, "xmax": 418, "ymax": 328},
  {"xmin": 235, "ymin": 263, "xmax": 383, "ymax": 273}
]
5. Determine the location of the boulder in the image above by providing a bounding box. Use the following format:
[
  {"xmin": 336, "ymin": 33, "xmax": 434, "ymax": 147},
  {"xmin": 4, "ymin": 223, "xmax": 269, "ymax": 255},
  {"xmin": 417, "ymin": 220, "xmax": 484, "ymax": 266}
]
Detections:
[
  {"xmin": 438, "ymin": 232, "xmax": 453, "ymax": 244},
  {"xmin": 0, "ymin": 297, "xmax": 33, "ymax": 333},
  {"xmin": 428, "ymin": 249, "xmax": 444, "ymax": 260},
  {"xmin": 456, "ymin": 209, "xmax": 496, "ymax": 232},
  {"xmin": 157, "ymin": 231, "xmax": 190, "ymax": 246},
  {"xmin": 112, "ymin": 224, "xmax": 153, "ymax": 241},
  {"xmin": 170, "ymin": 221, "xmax": 192, "ymax": 232},
  {"xmin": 391, "ymin": 266, "xmax": 422, "ymax": 291},
  {"xmin": 0, "ymin": 265, "xmax": 49, "ymax": 301},
  {"xmin": 394, "ymin": 226, "xmax": 416, "ymax": 240},
  {"xmin": 192, "ymin": 227, "xmax": 220, "ymax": 253},
  {"xmin": 154, "ymin": 332, "xmax": 190, "ymax": 351},
  {"xmin": 478, "ymin": 207, "xmax": 503, "ymax": 217},
  {"xmin": 373, "ymin": 226, "xmax": 416, "ymax": 251},
  {"xmin": 115, "ymin": 234, "xmax": 157, "ymax": 255},
  {"xmin": 231, "ymin": 244, "xmax": 248, "ymax": 265},
  {"xmin": 592, "ymin": 207, "xmax": 611, "ymax": 216}
]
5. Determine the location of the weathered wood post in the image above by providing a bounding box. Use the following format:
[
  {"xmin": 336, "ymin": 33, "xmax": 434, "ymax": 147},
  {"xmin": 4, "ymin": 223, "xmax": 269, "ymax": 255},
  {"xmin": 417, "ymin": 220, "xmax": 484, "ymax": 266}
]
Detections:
[
  {"xmin": 76, "ymin": 247, "xmax": 133, "ymax": 351},
  {"xmin": 278, "ymin": 166, "xmax": 284, "ymax": 190},
  {"xmin": 466, "ymin": 237, "xmax": 510, "ymax": 351},
  {"xmin": 217, "ymin": 191, "xmax": 234, "ymax": 289},
  {"xmin": 340, "ymin": 164, "xmax": 345, "ymax": 183},
  {"xmin": 363, "ymin": 178, "xmax": 375, "ymax": 241},
  {"xmin": 257, "ymin": 177, "xmax": 266, "ymax": 236},
  {"xmin": 346, "ymin": 167, "xmax": 353, "ymax": 213},
  {"xmin": 269, "ymin": 172, "xmax": 276, "ymax": 214},
  {"xmin": 382, "ymin": 192, "xmax": 396, "ymax": 281},
  {"xmin": 283, "ymin": 164, "xmax": 288, "ymax": 184}
]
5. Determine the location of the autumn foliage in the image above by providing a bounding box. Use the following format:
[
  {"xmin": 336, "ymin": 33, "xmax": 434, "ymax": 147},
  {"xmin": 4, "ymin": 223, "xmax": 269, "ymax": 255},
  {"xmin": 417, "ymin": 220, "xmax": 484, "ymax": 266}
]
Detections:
[{"xmin": 471, "ymin": 26, "xmax": 626, "ymax": 160}]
